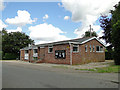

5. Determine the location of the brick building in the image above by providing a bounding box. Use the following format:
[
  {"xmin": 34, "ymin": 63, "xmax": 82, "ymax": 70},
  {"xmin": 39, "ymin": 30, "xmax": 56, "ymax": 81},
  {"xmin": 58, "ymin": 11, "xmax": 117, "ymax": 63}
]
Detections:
[{"xmin": 20, "ymin": 37, "xmax": 106, "ymax": 65}]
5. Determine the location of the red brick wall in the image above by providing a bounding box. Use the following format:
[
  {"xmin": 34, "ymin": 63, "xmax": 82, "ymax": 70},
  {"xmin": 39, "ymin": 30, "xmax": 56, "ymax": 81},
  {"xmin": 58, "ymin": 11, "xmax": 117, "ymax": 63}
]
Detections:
[
  {"xmin": 72, "ymin": 39, "xmax": 105, "ymax": 64},
  {"xmin": 29, "ymin": 49, "xmax": 33, "ymax": 61},
  {"xmin": 20, "ymin": 50, "xmax": 24, "ymax": 60},
  {"xmin": 20, "ymin": 39, "xmax": 105, "ymax": 65},
  {"xmin": 44, "ymin": 44, "xmax": 70, "ymax": 64}
]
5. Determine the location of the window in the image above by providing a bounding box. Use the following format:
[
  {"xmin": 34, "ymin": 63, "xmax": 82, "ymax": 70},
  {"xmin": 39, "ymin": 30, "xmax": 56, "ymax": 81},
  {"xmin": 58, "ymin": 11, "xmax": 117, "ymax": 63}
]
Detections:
[
  {"xmin": 33, "ymin": 49, "xmax": 38, "ymax": 58},
  {"xmin": 93, "ymin": 45, "xmax": 95, "ymax": 52},
  {"xmin": 55, "ymin": 50, "xmax": 66, "ymax": 59},
  {"xmin": 48, "ymin": 46, "xmax": 53, "ymax": 53},
  {"xmin": 85, "ymin": 45, "xmax": 87, "ymax": 52},
  {"xmin": 73, "ymin": 45, "xmax": 79, "ymax": 52},
  {"xmin": 96, "ymin": 46, "xmax": 100, "ymax": 52},
  {"xmin": 25, "ymin": 50, "xmax": 28, "ymax": 54},
  {"xmin": 90, "ymin": 45, "xmax": 92, "ymax": 52},
  {"xmin": 33, "ymin": 49, "xmax": 38, "ymax": 53},
  {"xmin": 100, "ymin": 46, "xmax": 103, "ymax": 51},
  {"xmin": 96, "ymin": 46, "xmax": 104, "ymax": 52},
  {"xmin": 25, "ymin": 50, "xmax": 29, "ymax": 60}
]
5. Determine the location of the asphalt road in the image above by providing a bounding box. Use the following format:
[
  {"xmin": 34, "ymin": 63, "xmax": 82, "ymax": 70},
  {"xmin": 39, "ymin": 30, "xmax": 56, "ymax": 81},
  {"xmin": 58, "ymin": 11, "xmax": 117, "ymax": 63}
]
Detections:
[{"xmin": 2, "ymin": 61, "xmax": 119, "ymax": 88}]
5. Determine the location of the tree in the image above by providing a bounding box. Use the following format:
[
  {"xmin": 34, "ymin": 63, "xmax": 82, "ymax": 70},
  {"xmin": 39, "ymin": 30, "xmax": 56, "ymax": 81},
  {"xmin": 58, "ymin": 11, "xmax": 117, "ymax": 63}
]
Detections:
[
  {"xmin": 99, "ymin": 16, "xmax": 112, "ymax": 45},
  {"xmin": 99, "ymin": 16, "xmax": 113, "ymax": 60},
  {"xmin": 111, "ymin": 2, "xmax": 120, "ymax": 65},
  {"xmin": 82, "ymin": 31, "xmax": 98, "ymax": 38},
  {"xmin": 99, "ymin": 2, "xmax": 120, "ymax": 65},
  {"xmin": 2, "ymin": 29, "xmax": 34, "ymax": 59}
]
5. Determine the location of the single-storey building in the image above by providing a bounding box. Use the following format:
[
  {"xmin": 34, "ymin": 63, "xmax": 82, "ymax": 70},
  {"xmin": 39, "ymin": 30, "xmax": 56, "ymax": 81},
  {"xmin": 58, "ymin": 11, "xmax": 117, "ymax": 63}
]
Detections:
[{"xmin": 20, "ymin": 37, "xmax": 106, "ymax": 65}]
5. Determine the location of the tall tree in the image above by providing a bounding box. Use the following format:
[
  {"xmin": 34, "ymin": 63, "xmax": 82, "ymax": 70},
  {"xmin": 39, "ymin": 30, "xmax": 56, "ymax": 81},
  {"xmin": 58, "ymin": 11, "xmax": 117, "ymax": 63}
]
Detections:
[
  {"xmin": 2, "ymin": 29, "xmax": 34, "ymax": 59},
  {"xmin": 111, "ymin": 2, "xmax": 120, "ymax": 65},
  {"xmin": 99, "ymin": 16, "xmax": 112, "ymax": 45},
  {"xmin": 100, "ymin": 2, "xmax": 120, "ymax": 65}
]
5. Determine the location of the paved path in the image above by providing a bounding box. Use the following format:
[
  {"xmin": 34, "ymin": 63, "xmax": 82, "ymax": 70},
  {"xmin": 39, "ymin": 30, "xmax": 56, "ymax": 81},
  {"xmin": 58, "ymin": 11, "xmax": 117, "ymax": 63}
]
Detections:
[{"xmin": 2, "ymin": 61, "xmax": 119, "ymax": 88}]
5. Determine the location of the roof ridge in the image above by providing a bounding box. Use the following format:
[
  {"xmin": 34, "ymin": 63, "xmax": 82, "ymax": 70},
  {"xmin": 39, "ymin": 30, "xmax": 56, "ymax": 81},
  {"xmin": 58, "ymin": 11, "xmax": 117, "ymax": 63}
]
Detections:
[{"xmin": 36, "ymin": 37, "xmax": 94, "ymax": 46}]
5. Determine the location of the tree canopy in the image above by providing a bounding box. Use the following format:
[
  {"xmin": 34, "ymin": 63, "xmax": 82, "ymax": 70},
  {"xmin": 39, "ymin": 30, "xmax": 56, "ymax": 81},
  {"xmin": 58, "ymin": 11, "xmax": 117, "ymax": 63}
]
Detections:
[
  {"xmin": 111, "ymin": 2, "xmax": 120, "ymax": 65},
  {"xmin": 100, "ymin": 2, "xmax": 120, "ymax": 65},
  {"xmin": 2, "ymin": 29, "xmax": 34, "ymax": 60},
  {"xmin": 82, "ymin": 31, "xmax": 98, "ymax": 38}
]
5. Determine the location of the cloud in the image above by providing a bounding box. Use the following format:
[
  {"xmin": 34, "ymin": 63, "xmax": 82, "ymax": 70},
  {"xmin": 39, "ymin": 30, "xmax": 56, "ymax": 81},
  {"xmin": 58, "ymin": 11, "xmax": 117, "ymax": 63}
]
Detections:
[
  {"xmin": 5, "ymin": 10, "xmax": 36, "ymax": 27},
  {"xmin": 58, "ymin": 3, "xmax": 63, "ymax": 7},
  {"xmin": 43, "ymin": 14, "xmax": 49, "ymax": 22},
  {"xmin": 62, "ymin": 0, "xmax": 119, "ymax": 37},
  {"xmin": 0, "ymin": 19, "xmax": 7, "ymax": 31},
  {"xmin": 29, "ymin": 23, "xmax": 69, "ymax": 44},
  {"xmin": 64, "ymin": 16, "xmax": 70, "ymax": 20},
  {"xmin": 0, "ymin": 0, "xmax": 5, "ymax": 10},
  {"xmin": 7, "ymin": 27, "xmax": 22, "ymax": 33}
]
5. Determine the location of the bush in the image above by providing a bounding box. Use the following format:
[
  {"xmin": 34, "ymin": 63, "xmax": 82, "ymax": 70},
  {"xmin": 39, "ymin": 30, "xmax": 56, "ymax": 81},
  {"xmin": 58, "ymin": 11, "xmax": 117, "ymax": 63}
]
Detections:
[
  {"xmin": 3, "ymin": 53, "xmax": 18, "ymax": 60},
  {"xmin": 105, "ymin": 51, "xmax": 113, "ymax": 60},
  {"xmin": 113, "ymin": 49, "xmax": 120, "ymax": 65}
]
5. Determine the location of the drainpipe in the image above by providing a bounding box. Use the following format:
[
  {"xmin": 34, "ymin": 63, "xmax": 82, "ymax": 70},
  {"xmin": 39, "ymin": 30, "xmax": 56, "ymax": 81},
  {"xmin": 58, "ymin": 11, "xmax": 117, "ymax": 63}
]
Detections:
[{"xmin": 69, "ymin": 42, "xmax": 72, "ymax": 65}]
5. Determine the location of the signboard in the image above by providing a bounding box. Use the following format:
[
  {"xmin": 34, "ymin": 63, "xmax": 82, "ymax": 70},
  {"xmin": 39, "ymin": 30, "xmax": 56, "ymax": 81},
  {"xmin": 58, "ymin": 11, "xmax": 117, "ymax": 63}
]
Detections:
[{"xmin": 55, "ymin": 50, "xmax": 66, "ymax": 59}]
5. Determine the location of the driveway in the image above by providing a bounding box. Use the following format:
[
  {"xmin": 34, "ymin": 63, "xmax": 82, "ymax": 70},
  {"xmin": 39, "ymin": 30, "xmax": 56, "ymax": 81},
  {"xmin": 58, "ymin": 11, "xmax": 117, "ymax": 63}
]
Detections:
[{"xmin": 2, "ymin": 61, "xmax": 119, "ymax": 88}]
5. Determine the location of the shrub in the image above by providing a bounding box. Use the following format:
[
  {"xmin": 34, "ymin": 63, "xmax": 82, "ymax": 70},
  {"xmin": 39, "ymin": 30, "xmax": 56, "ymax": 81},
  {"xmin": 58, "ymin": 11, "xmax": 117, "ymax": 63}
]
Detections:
[{"xmin": 3, "ymin": 53, "xmax": 18, "ymax": 60}]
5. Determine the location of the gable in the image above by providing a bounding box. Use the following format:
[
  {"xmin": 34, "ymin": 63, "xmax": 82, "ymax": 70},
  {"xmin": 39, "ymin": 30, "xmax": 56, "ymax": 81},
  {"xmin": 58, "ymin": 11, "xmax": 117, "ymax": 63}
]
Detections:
[{"xmin": 80, "ymin": 37, "xmax": 106, "ymax": 47}]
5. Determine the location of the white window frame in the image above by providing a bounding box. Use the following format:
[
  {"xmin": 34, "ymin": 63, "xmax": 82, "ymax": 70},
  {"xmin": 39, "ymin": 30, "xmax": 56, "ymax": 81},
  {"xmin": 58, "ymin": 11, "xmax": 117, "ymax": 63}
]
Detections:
[
  {"xmin": 25, "ymin": 50, "xmax": 29, "ymax": 60},
  {"xmin": 33, "ymin": 49, "xmax": 38, "ymax": 54},
  {"xmin": 96, "ymin": 46, "xmax": 104, "ymax": 53},
  {"xmin": 90, "ymin": 45, "xmax": 92, "ymax": 52},
  {"xmin": 85, "ymin": 45, "xmax": 87, "ymax": 52},
  {"xmin": 33, "ymin": 49, "xmax": 38, "ymax": 58},
  {"xmin": 73, "ymin": 45, "xmax": 79, "ymax": 53},
  {"xmin": 48, "ymin": 46, "xmax": 53, "ymax": 53}
]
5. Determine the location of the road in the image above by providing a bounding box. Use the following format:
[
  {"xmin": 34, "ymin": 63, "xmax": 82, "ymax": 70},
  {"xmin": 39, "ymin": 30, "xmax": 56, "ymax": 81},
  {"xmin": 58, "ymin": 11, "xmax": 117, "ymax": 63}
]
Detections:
[{"xmin": 2, "ymin": 61, "xmax": 119, "ymax": 88}]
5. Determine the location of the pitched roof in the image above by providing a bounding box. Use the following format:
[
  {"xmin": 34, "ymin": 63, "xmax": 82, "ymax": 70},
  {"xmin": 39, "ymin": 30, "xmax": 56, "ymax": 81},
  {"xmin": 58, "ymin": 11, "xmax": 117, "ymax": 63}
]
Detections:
[
  {"xmin": 36, "ymin": 37, "xmax": 92, "ymax": 46},
  {"xmin": 21, "ymin": 37, "xmax": 105, "ymax": 50}
]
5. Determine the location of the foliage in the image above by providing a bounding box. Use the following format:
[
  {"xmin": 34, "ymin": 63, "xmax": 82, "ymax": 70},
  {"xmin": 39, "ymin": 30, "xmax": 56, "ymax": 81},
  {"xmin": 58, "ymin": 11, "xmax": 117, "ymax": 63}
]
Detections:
[
  {"xmin": 99, "ymin": 2, "xmax": 120, "ymax": 65},
  {"xmin": 111, "ymin": 2, "xmax": 120, "ymax": 65},
  {"xmin": 105, "ymin": 46, "xmax": 114, "ymax": 60},
  {"xmin": 2, "ymin": 28, "xmax": 34, "ymax": 60},
  {"xmin": 82, "ymin": 31, "xmax": 98, "ymax": 38},
  {"xmin": 33, "ymin": 57, "xmax": 38, "ymax": 60},
  {"xmin": 99, "ymin": 15, "xmax": 112, "ymax": 45},
  {"xmin": 3, "ymin": 53, "xmax": 18, "ymax": 60}
]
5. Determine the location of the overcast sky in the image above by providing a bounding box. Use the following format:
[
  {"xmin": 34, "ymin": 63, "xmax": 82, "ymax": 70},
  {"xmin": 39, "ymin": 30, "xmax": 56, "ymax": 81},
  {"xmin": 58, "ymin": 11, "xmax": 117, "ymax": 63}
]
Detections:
[{"xmin": 0, "ymin": 0, "xmax": 119, "ymax": 44}]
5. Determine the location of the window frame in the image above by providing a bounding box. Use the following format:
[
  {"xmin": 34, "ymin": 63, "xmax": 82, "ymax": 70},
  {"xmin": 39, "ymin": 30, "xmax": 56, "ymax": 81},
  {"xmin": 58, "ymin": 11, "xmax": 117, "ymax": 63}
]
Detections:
[
  {"xmin": 96, "ymin": 46, "xmax": 104, "ymax": 53},
  {"xmin": 33, "ymin": 49, "xmax": 38, "ymax": 54},
  {"xmin": 25, "ymin": 50, "xmax": 29, "ymax": 54},
  {"xmin": 73, "ymin": 44, "xmax": 79, "ymax": 53},
  {"xmin": 90, "ymin": 45, "xmax": 92, "ymax": 52},
  {"xmin": 85, "ymin": 45, "xmax": 87, "ymax": 52},
  {"xmin": 24, "ymin": 50, "xmax": 29, "ymax": 60},
  {"xmin": 55, "ymin": 50, "xmax": 66, "ymax": 59},
  {"xmin": 48, "ymin": 46, "xmax": 53, "ymax": 53}
]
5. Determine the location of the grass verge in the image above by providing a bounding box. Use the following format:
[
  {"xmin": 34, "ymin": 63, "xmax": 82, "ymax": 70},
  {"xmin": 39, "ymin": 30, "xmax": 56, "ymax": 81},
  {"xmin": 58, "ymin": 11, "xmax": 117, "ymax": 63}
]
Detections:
[
  {"xmin": 75, "ymin": 65, "xmax": 120, "ymax": 73},
  {"xmin": 52, "ymin": 66, "xmax": 69, "ymax": 69}
]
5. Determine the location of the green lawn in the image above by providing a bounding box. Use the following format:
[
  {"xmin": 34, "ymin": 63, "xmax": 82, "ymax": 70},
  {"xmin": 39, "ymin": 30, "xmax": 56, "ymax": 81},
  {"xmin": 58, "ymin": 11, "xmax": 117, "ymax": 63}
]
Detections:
[{"xmin": 76, "ymin": 65, "xmax": 120, "ymax": 73}]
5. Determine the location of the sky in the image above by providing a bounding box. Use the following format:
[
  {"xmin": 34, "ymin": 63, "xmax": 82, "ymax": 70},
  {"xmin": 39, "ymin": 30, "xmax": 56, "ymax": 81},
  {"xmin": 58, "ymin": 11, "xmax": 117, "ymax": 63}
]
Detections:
[{"xmin": 0, "ymin": 0, "xmax": 119, "ymax": 45}]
